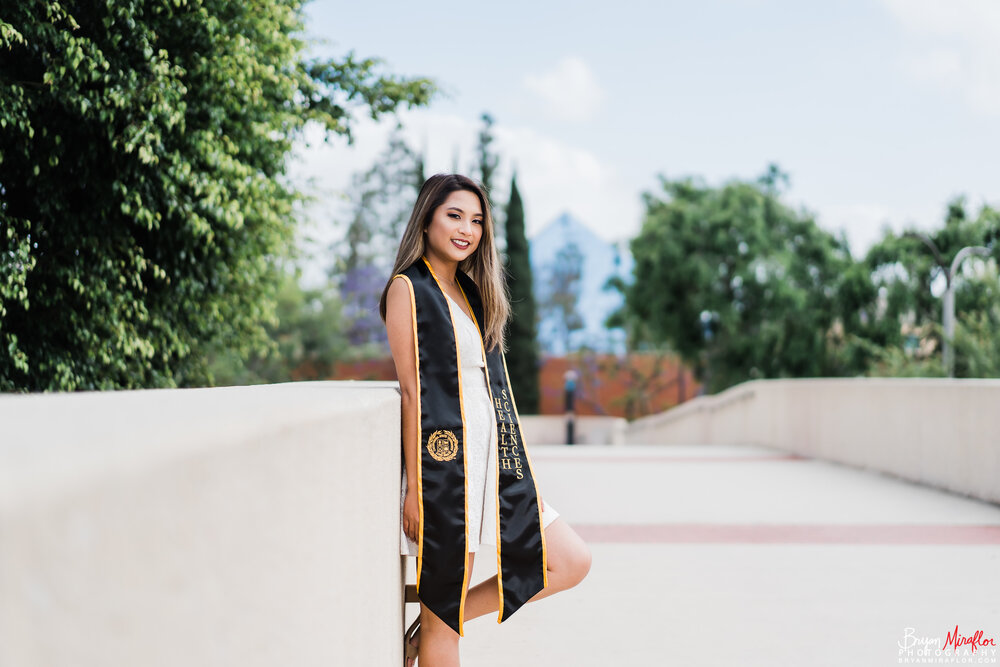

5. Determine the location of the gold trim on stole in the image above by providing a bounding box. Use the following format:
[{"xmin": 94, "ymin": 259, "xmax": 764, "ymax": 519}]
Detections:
[
  {"xmin": 420, "ymin": 256, "xmax": 472, "ymax": 637},
  {"xmin": 500, "ymin": 349, "xmax": 549, "ymax": 590},
  {"xmin": 391, "ymin": 274, "xmax": 426, "ymax": 588},
  {"xmin": 457, "ymin": 282, "xmax": 550, "ymax": 622}
]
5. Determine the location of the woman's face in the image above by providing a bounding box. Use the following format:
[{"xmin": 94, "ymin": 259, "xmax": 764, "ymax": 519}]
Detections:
[{"xmin": 424, "ymin": 189, "xmax": 484, "ymax": 265}]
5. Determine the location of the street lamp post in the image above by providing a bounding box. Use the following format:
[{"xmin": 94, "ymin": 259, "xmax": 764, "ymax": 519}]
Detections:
[
  {"xmin": 563, "ymin": 369, "xmax": 578, "ymax": 445},
  {"xmin": 903, "ymin": 232, "xmax": 991, "ymax": 377},
  {"xmin": 698, "ymin": 310, "xmax": 719, "ymax": 395}
]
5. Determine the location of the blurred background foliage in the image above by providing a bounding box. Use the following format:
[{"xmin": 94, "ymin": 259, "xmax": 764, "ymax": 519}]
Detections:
[
  {"xmin": 1, "ymin": 2, "xmax": 997, "ymax": 398},
  {"xmin": 610, "ymin": 165, "xmax": 1000, "ymax": 394},
  {"xmin": 205, "ymin": 267, "xmax": 348, "ymax": 386}
]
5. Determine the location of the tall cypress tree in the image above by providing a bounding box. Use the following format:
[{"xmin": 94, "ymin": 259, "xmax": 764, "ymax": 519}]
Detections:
[{"xmin": 503, "ymin": 173, "xmax": 540, "ymax": 413}]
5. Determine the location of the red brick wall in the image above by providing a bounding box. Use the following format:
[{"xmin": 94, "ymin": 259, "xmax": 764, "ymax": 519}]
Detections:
[
  {"xmin": 322, "ymin": 351, "xmax": 700, "ymax": 419},
  {"xmin": 537, "ymin": 352, "xmax": 699, "ymax": 418}
]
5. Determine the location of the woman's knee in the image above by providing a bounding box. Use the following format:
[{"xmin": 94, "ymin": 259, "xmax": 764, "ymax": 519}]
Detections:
[
  {"xmin": 568, "ymin": 541, "xmax": 592, "ymax": 587},
  {"xmin": 419, "ymin": 601, "xmax": 460, "ymax": 640},
  {"xmin": 552, "ymin": 541, "xmax": 591, "ymax": 589},
  {"xmin": 546, "ymin": 520, "xmax": 592, "ymax": 588}
]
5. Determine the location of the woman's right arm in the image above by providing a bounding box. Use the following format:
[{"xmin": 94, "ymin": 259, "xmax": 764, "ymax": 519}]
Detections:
[{"xmin": 385, "ymin": 277, "xmax": 420, "ymax": 542}]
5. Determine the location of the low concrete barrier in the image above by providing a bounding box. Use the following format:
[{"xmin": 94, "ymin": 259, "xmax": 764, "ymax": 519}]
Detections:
[
  {"xmin": 0, "ymin": 380, "xmax": 405, "ymax": 666},
  {"xmin": 519, "ymin": 415, "xmax": 627, "ymax": 445},
  {"xmin": 624, "ymin": 378, "xmax": 1000, "ymax": 506}
]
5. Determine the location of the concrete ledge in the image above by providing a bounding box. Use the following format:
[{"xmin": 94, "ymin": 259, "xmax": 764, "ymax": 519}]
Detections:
[
  {"xmin": 0, "ymin": 381, "xmax": 404, "ymax": 666},
  {"xmin": 519, "ymin": 415, "xmax": 627, "ymax": 445},
  {"xmin": 624, "ymin": 378, "xmax": 1000, "ymax": 506}
]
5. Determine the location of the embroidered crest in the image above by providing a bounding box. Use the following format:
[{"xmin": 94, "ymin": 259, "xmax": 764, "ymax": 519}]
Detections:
[{"xmin": 426, "ymin": 429, "xmax": 459, "ymax": 462}]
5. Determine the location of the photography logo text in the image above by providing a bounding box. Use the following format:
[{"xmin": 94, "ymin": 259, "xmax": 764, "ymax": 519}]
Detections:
[{"xmin": 898, "ymin": 626, "xmax": 997, "ymax": 664}]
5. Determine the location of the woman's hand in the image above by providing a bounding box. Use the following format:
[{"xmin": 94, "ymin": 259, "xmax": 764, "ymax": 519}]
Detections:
[
  {"xmin": 541, "ymin": 497, "xmax": 545, "ymax": 512},
  {"xmin": 403, "ymin": 488, "xmax": 420, "ymax": 543}
]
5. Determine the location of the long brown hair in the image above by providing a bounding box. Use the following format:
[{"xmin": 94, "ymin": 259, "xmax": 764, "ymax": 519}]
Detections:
[{"xmin": 379, "ymin": 173, "xmax": 510, "ymax": 352}]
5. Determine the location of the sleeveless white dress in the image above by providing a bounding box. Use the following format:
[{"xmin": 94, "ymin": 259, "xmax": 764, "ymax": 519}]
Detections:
[{"xmin": 399, "ymin": 291, "xmax": 559, "ymax": 556}]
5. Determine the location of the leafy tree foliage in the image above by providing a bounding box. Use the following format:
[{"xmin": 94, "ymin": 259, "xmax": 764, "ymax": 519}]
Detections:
[
  {"xmin": 620, "ymin": 164, "xmax": 853, "ymax": 393},
  {"xmin": 844, "ymin": 196, "xmax": 1000, "ymax": 377},
  {"xmin": 619, "ymin": 164, "xmax": 1000, "ymax": 392},
  {"xmin": 0, "ymin": 0, "xmax": 434, "ymax": 391},
  {"xmin": 206, "ymin": 267, "xmax": 349, "ymax": 384},
  {"xmin": 327, "ymin": 123, "xmax": 424, "ymax": 353}
]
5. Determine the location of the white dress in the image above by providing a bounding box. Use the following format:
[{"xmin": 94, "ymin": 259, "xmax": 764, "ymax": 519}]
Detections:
[{"xmin": 399, "ymin": 291, "xmax": 559, "ymax": 556}]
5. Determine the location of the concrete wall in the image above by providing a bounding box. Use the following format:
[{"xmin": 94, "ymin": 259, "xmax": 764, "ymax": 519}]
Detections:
[
  {"xmin": 519, "ymin": 415, "xmax": 628, "ymax": 445},
  {"xmin": 624, "ymin": 378, "xmax": 1000, "ymax": 506},
  {"xmin": 8, "ymin": 375, "xmax": 994, "ymax": 665},
  {"xmin": 0, "ymin": 381, "xmax": 405, "ymax": 667}
]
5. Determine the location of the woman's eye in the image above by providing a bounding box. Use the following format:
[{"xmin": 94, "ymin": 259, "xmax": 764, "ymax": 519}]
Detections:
[{"xmin": 448, "ymin": 212, "xmax": 481, "ymax": 224}]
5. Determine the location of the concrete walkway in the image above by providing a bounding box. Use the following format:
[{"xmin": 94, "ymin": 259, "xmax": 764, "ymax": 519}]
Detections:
[{"xmin": 405, "ymin": 444, "xmax": 1000, "ymax": 666}]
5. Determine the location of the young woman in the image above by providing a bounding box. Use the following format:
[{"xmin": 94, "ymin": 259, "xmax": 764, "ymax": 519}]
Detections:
[{"xmin": 380, "ymin": 173, "xmax": 592, "ymax": 666}]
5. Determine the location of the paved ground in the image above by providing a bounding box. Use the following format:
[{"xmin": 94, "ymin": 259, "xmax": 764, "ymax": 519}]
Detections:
[{"xmin": 404, "ymin": 444, "xmax": 1000, "ymax": 666}]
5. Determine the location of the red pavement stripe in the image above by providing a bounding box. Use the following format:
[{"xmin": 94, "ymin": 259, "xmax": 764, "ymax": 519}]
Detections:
[
  {"xmin": 574, "ymin": 523, "xmax": 1000, "ymax": 545},
  {"xmin": 531, "ymin": 455, "xmax": 806, "ymax": 463}
]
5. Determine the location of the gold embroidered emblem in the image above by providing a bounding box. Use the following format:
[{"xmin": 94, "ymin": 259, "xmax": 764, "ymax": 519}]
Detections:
[{"xmin": 426, "ymin": 429, "xmax": 459, "ymax": 462}]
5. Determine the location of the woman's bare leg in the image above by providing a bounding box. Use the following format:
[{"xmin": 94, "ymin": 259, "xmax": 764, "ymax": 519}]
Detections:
[
  {"xmin": 463, "ymin": 518, "xmax": 591, "ymax": 621},
  {"xmin": 414, "ymin": 551, "xmax": 475, "ymax": 667}
]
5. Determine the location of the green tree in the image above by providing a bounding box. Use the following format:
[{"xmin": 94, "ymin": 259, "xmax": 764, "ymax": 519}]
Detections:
[
  {"xmin": 620, "ymin": 164, "xmax": 853, "ymax": 393},
  {"xmin": 842, "ymin": 196, "xmax": 1000, "ymax": 377},
  {"xmin": 207, "ymin": 267, "xmax": 349, "ymax": 384},
  {"xmin": 501, "ymin": 173, "xmax": 539, "ymax": 412},
  {"xmin": 0, "ymin": 0, "xmax": 434, "ymax": 391},
  {"xmin": 333, "ymin": 123, "xmax": 425, "ymax": 277},
  {"xmin": 328, "ymin": 123, "xmax": 425, "ymax": 353}
]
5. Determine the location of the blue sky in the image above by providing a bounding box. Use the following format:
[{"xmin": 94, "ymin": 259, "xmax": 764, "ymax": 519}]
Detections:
[{"xmin": 291, "ymin": 0, "xmax": 999, "ymax": 282}]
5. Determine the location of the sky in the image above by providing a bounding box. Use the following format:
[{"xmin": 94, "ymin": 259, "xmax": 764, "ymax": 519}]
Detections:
[{"xmin": 289, "ymin": 0, "xmax": 1000, "ymax": 285}]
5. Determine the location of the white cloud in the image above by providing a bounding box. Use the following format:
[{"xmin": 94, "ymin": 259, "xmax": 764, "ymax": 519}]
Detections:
[
  {"xmin": 523, "ymin": 56, "xmax": 605, "ymax": 122},
  {"xmin": 491, "ymin": 124, "xmax": 639, "ymax": 242},
  {"xmin": 882, "ymin": 0, "xmax": 1000, "ymax": 115},
  {"xmin": 810, "ymin": 200, "xmax": 942, "ymax": 258}
]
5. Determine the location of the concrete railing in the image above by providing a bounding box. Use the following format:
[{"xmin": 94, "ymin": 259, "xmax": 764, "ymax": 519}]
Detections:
[
  {"xmin": 0, "ymin": 380, "xmax": 405, "ymax": 666},
  {"xmin": 519, "ymin": 415, "xmax": 627, "ymax": 445},
  {"xmin": 624, "ymin": 378, "xmax": 1000, "ymax": 506}
]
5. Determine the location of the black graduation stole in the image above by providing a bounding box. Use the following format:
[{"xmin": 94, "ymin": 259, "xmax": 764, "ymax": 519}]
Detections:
[{"xmin": 394, "ymin": 255, "xmax": 548, "ymax": 637}]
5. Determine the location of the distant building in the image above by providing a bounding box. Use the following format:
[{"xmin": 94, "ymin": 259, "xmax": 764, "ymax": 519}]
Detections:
[{"xmin": 529, "ymin": 212, "xmax": 634, "ymax": 356}]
